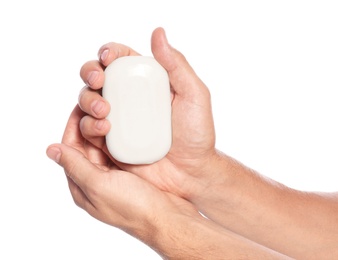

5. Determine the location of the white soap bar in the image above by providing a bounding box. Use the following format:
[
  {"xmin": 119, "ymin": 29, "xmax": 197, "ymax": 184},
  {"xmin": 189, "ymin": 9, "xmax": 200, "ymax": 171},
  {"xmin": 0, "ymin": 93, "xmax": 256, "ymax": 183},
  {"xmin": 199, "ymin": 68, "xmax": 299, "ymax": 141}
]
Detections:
[{"xmin": 103, "ymin": 56, "xmax": 172, "ymax": 164}]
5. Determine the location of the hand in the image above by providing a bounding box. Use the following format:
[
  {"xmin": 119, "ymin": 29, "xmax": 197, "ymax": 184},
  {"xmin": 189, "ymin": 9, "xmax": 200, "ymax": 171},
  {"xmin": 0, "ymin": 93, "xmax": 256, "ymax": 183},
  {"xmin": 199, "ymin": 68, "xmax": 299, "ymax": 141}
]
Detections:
[
  {"xmin": 47, "ymin": 27, "xmax": 338, "ymax": 260},
  {"xmin": 46, "ymin": 105, "xmax": 201, "ymax": 239},
  {"xmin": 78, "ymin": 27, "xmax": 219, "ymax": 199},
  {"xmin": 46, "ymin": 28, "xmax": 294, "ymax": 259},
  {"xmin": 46, "ymin": 105, "xmax": 289, "ymax": 259}
]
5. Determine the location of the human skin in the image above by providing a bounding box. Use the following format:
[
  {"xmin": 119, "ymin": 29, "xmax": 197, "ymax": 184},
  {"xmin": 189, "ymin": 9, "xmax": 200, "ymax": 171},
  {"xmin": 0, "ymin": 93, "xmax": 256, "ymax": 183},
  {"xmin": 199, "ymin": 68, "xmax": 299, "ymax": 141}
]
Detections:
[
  {"xmin": 51, "ymin": 27, "xmax": 338, "ymax": 259},
  {"xmin": 46, "ymin": 105, "xmax": 289, "ymax": 259}
]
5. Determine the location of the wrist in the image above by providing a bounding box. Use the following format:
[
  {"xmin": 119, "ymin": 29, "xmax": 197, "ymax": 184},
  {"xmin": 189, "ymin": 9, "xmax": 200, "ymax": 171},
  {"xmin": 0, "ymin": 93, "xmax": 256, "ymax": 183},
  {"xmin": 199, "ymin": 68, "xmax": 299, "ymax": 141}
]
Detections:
[{"xmin": 184, "ymin": 149, "xmax": 236, "ymax": 207}]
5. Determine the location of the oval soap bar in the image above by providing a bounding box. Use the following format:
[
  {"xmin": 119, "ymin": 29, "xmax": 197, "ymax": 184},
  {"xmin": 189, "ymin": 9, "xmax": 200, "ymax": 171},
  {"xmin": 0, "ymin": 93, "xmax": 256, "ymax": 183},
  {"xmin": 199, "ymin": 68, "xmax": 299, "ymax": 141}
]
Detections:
[{"xmin": 103, "ymin": 56, "xmax": 172, "ymax": 164}]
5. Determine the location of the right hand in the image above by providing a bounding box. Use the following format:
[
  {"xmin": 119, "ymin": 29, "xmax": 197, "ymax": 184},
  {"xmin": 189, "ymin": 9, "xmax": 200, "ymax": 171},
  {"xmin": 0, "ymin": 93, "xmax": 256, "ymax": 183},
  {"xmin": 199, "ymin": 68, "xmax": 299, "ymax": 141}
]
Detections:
[{"xmin": 78, "ymin": 27, "xmax": 220, "ymax": 200}]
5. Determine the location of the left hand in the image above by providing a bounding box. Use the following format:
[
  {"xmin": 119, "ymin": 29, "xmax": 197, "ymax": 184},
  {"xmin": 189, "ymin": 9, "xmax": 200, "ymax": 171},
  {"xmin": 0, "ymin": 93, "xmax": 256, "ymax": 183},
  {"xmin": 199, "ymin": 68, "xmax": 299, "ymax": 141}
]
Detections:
[{"xmin": 46, "ymin": 105, "xmax": 201, "ymax": 240}]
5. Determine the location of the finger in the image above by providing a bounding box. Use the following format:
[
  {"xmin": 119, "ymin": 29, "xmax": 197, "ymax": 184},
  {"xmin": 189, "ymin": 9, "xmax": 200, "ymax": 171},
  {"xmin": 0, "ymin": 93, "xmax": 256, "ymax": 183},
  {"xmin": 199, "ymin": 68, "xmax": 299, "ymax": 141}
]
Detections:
[
  {"xmin": 151, "ymin": 27, "xmax": 210, "ymax": 100},
  {"xmin": 79, "ymin": 60, "xmax": 105, "ymax": 90},
  {"xmin": 46, "ymin": 143, "xmax": 102, "ymax": 194},
  {"xmin": 61, "ymin": 104, "xmax": 86, "ymax": 148},
  {"xmin": 98, "ymin": 42, "xmax": 140, "ymax": 67},
  {"xmin": 78, "ymin": 86, "xmax": 110, "ymax": 119},
  {"xmin": 80, "ymin": 43, "xmax": 140, "ymax": 89},
  {"xmin": 79, "ymin": 115, "xmax": 110, "ymax": 150},
  {"xmin": 47, "ymin": 144, "xmax": 98, "ymax": 215}
]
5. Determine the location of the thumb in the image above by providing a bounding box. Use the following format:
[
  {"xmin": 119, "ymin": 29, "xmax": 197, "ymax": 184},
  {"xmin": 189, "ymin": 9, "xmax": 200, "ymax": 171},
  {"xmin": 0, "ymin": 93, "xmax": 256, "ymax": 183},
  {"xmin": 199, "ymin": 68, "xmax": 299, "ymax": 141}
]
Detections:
[
  {"xmin": 151, "ymin": 27, "xmax": 209, "ymax": 99},
  {"xmin": 46, "ymin": 143, "xmax": 100, "ymax": 189}
]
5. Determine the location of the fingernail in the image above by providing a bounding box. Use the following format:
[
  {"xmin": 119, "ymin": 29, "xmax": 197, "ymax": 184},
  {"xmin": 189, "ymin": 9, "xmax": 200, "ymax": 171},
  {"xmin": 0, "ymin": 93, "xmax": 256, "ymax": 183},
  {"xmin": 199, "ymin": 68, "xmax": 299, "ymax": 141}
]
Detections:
[
  {"xmin": 47, "ymin": 147, "xmax": 61, "ymax": 163},
  {"xmin": 100, "ymin": 49, "xmax": 109, "ymax": 62},
  {"xmin": 91, "ymin": 100, "xmax": 104, "ymax": 116},
  {"xmin": 87, "ymin": 71, "xmax": 99, "ymax": 86}
]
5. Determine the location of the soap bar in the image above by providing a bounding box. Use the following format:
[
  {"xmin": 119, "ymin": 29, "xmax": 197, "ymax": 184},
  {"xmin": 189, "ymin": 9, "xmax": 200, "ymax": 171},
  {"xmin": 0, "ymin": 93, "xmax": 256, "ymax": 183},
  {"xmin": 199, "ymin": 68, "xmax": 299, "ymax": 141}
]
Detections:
[{"xmin": 103, "ymin": 56, "xmax": 172, "ymax": 164}]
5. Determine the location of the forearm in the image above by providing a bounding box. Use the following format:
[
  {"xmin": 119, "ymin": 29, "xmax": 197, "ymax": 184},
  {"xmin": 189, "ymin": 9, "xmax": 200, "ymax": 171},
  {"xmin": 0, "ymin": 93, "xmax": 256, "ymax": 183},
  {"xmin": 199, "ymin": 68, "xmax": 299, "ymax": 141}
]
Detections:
[
  {"xmin": 189, "ymin": 151, "xmax": 338, "ymax": 259},
  {"xmin": 149, "ymin": 213, "xmax": 290, "ymax": 259}
]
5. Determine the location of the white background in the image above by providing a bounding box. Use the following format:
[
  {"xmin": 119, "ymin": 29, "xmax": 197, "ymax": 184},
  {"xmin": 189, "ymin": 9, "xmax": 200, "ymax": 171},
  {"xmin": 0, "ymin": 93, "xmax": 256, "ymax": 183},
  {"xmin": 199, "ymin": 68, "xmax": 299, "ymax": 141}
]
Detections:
[{"xmin": 1, "ymin": 1, "xmax": 337, "ymax": 259}]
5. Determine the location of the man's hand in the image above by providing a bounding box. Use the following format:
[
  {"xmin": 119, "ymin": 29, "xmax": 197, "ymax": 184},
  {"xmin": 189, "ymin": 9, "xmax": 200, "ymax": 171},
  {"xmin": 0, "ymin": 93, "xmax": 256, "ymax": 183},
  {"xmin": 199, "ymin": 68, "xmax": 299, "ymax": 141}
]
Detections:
[{"xmin": 78, "ymin": 27, "xmax": 219, "ymax": 201}]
